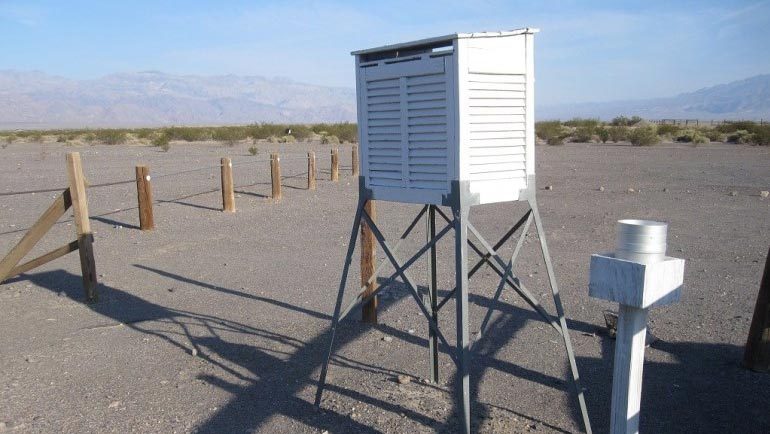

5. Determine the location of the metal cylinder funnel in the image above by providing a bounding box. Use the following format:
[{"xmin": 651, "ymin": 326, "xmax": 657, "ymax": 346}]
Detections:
[{"xmin": 615, "ymin": 219, "xmax": 667, "ymax": 264}]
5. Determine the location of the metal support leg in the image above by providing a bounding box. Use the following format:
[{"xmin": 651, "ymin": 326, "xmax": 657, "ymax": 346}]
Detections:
[
  {"xmin": 530, "ymin": 199, "xmax": 593, "ymax": 434},
  {"xmin": 453, "ymin": 204, "xmax": 471, "ymax": 434},
  {"xmin": 314, "ymin": 200, "xmax": 365, "ymax": 407},
  {"xmin": 426, "ymin": 205, "xmax": 439, "ymax": 383}
]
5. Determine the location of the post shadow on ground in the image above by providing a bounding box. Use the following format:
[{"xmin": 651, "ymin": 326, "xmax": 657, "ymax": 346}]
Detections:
[{"xmin": 8, "ymin": 267, "xmax": 769, "ymax": 433}]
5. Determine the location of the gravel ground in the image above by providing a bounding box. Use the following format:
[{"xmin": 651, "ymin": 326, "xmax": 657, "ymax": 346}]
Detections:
[{"xmin": 0, "ymin": 140, "xmax": 769, "ymax": 434}]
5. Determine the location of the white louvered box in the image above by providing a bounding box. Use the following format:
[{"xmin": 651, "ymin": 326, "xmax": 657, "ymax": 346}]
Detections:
[{"xmin": 353, "ymin": 29, "xmax": 538, "ymax": 206}]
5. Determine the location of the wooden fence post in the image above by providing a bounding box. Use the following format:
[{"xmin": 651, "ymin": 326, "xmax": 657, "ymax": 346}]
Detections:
[
  {"xmin": 307, "ymin": 152, "xmax": 316, "ymax": 190},
  {"xmin": 271, "ymin": 152, "xmax": 282, "ymax": 200},
  {"xmin": 361, "ymin": 200, "xmax": 377, "ymax": 323},
  {"xmin": 352, "ymin": 145, "xmax": 359, "ymax": 176},
  {"xmin": 744, "ymin": 247, "xmax": 770, "ymax": 371},
  {"xmin": 331, "ymin": 148, "xmax": 339, "ymax": 181},
  {"xmin": 66, "ymin": 152, "xmax": 98, "ymax": 302},
  {"xmin": 221, "ymin": 157, "xmax": 235, "ymax": 212},
  {"xmin": 135, "ymin": 165, "xmax": 155, "ymax": 230}
]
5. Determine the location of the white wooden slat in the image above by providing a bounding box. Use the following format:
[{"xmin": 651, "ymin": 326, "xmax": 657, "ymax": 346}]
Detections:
[
  {"xmin": 368, "ymin": 101, "xmax": 400, "ymax": 110},
  {"xmin": 469, "ymin": 90, "xmax": 526, "ymax": 99},
  {"xmin": 470, "ymin": 139, "xmax": 526, "ymax": 156},
  {"xmin": 409, "ymin": 148, "xmax": 446, "ymax": 158},
  {"xmin": 406, "ymin": 108, "xmax": 446, "ymax": 118},
  {"xmin": 469, "ymin": 114, "xmax": 525, "ymax": 124},
  {"xmin": 469, "ymin": 154, "xmax": 526, "ymax": 165},
  {"xmin": 468, "ymin": 98, "xmax": 525, "ymax": 108},
  {"xmin": 408, "ymin": 115, "xmax": 446, "ymax": 125},
  {"xmin": 364, "ymin": 56, "xmax": 445, "ymax": 81},
  {"xmin": 469, "ymin": 122, "xmax": 526, "ymax": 133},
  {"xmin": 370, "ymin": 177, "xmax": 403, "ymax": 187},
  {"xmin": 368, "ymin": 110, "xmax": 401, "ymax": 120},
  {"xmin": 469, "ymin": 161, "xmax": 526, "ymax": 173},
  {"xmin": 408, "ymin": 132, "xmax": 447, "ymax": 141},
  {"xmin": 408, "ymin": 124, "xmax": 446, "ymax": 134},
  {"xmin": 406, "ymin": 74, "xmax": 446, "ymax": 86},
  {"xmin": 469, "ymin": 139, "xmax": 526, "ymax": 149},
  {"xmin": 369, "ymin": 170, "xmax": 403, "ymax": 180},
  {"xmin": 367, "ymin": 78, "xmax": 400, "ymax": 90},
  {"xmin": 367, "ymin": 94, "xmax": 401, "ymax": 104},
  {"xmin": 470, "ymin": 169, "xmax": 527, "ymax": 181},
  {"xmin": 368, "ymin": 118, "xmax": 402, "ymax": 127},
  {"xmin": 407, "ymin": 100, "xmax": 447, "ymax": 110},
  {"xmin": 469, "ymin": 106, "xmax": 525, "ymax": 116},
  {"xmin": 469, "ymin": 130, "xmax": 526, "ymax": 140},
  {"xmin": 406, "ymin": 82, "xmax": 445, "ymax": 93},
  {"xmin": 467, "ymin": 73, "xmax": 526, "ymax": 84},
  {"xmin": 368, "ymin": 125, "xmax": 401, "ymax": 135},
  {"xmin": 467, "ymin": 82, "xmax": 526, "ymax": 92},
  {"xmin": 367, "ymin": 86, "xmax": 400, "ymax": 97}
]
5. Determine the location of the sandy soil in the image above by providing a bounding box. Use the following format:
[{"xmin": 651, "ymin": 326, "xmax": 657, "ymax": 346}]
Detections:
[{"xmin": 0, "ymin": 140, "xmax": 769, "ymax": 433}]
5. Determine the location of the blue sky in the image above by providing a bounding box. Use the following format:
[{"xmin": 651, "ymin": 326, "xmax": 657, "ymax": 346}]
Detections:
[{"xmin": 1, "ymin": 0, "xmax": 768, "ymax": 105}]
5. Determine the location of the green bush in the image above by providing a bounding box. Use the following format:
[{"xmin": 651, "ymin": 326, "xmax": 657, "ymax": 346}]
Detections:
[
  {"xmin": 628, "ymin": 125, "xmax": 660, "ymax": 146},
  {"xmin": 321, "ymin": 134, "xmax": 340, "ymax": 145},
  {"xmin": 717, "ymin": 121, "xmax": 769, "ymax": 145},
  {"xmin": 547, "ymin": 136, "xmax": 564, "ymax": 146},
  {"xmin": 726, "ymin": 129, "xmax": 754, "ymax": 144},
  {"xmin": 676, "ymin": 129, "xmax": 709, "ymax": 144},
  {"xmin": 563, "ymin": 118, "xmax": 600, "ymax": 129},
  {"xmin": 83, "ymin": 133, "xmax": 96, "ymax": 143},
  {"xmin": 95, "ymin": 130, "xmax": 128, "ymax": 145},
  {"xmin": 572, "ymin": 126, "xmax": 595, "ymax": 142},
  {"xmin": 702, "ymin": 128, "xmax": 724, "ymax": 142},
  {"xmin": 289, "ymin": 125, "xmax": 313, "ymax": 141},
  {"xmin": 152, "ymin": 133, "xmax": 170, "ymax": 150},
  {"xmin": 608, "ymin": 126, "xmax": 629, "ymax": 142},
  {"xmin": 248, "ymin": 146, "xmax": 259, "ymax": 156},
  {"xmin": 536, "ymin": 120, "xmax": 567, "ymax": 145},
  {"xmin": 597, "ymin": 127, "xmax": 610, "ymax": 143},
  {"xmin": 312, "ymin": 123, "xmax": 357, "ymax": 142},
  {"xmin": 212, "ymin": 128, "xmax": 247, "ymax": 146},
  {"xmin": 656, "ymin": 124, "xmax": 681, "ymax": 136},
  {"xmin": 611, "ymin": 115, "xmax": 643, "ymax": 126},
  {"xmin": 163, "ymin": 126, "xmax": 212, "ymax": 142},
  {"xmin": 267, "ymin": 135, "xmax": 280, "ymax": 143}
]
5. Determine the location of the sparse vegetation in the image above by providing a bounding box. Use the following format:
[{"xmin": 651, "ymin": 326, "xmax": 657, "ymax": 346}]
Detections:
[
  {"xmin": 628, "ymin": 125, "xmax": 660, "ymax": 146},
  {"xmin": 152, "ymin": 133, "xmax": 171, "ymax": 151},
  {"xmin": 248, "ymin": 146, "xmax": 259, "ymax": 156},
  {"xmin": 321, "ymin": 134, "xmax": 340, "ymax": 145},
  {"xmin": 597, "ymin": 127, "xmax": 610, "ymax": 143},
  {"xmin": 611, "ymin": 115, "xmax": 643, "ymax": 126},
  {"xmin": 536, "ymin": 120, "xmax": 568, "ymax": 145},
  {"xmin": 95, "ymin": 129, "xmax": 128, "ymax": 145}
]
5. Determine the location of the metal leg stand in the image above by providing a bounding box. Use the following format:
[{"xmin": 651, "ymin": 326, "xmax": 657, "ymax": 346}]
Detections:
[
  {"xmin": 529, "ymin": 198, "xmax": 592, "ymax": 434},
  {"xmin": 426, "ymin": 205, "xmax": 439, "ymax": 383},
  {"xmin": 453, "ymin": 203, "xmax": 472, "ymax": 434}
]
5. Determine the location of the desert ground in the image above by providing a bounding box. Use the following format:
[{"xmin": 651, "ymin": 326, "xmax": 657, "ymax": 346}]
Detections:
[{"xmin": 1, "ymin": 140, "xmax": 769, "ymax": 433}]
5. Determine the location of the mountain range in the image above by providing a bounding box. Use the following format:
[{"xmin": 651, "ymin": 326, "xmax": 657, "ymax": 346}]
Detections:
[{"xmin": 0, "ymin": 70, "xmax": 767, "ymax": 129}]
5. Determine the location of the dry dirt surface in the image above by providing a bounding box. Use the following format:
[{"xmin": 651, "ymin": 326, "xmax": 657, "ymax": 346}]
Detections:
[{"xmin": 1, "ymin": 140, "xmax": 769, "ymax": 434}]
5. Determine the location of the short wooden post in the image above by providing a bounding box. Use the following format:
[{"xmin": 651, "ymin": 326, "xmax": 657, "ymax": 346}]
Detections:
[
  {"xmin": 744, "ymin": 247, "xmax": 770, "ymax": 371},
  {"xmin": 351, "ymin": 145, "xmax": 359, "ymax": 176},
  {"xmin": 221, "ymin": 157, "xmax": 235, "ymax": 212},
  {"xmin": 66, "ymin": 152, "xmax": 98, "ymax": 302},
  {"xmin": 270, "ymin": 152, "xmax": 282, "ymax": 200},
  {"xmin": 135, "ymin": 165, "xmax": 155, "ymax": 230},
  {"xmin": 330, "ymin": 148, "xmax": 339, "ymax": 181},
  {"xmin": 361, "ymin": 200, "xmax": 377, "ymax": 323},
  {"xmin": 307, "ymin": 152, "xmax": 316, "ymax": 190}
]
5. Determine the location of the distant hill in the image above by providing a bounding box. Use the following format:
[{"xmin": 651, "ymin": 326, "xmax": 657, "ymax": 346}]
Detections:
[
  {"xmin": 1, "ymin": 70, "xmax": 767, "ymax": 129},
  {"xmin": 0, "ymin": 70, "xmax": 356, "ymax": 129},
  {"xmin": 537, "ymin": 74, "xmax": 770, "ymax": 121}
]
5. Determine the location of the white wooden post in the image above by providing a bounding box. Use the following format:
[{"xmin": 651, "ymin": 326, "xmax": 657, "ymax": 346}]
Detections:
[{"xmin": 589, "ymin": 220, "xmax": 685, "ymax": 434}]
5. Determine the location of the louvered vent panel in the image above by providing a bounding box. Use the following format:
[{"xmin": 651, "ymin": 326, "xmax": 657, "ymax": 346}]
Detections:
[
  {"xmin": 467, "ymin": 72, "xmax": 528, "ymax": 182},
  {"xmin": 406, "ymin": 73, "xmax": 449, "ymax": 190},
  {"xmin": 366, "ymin": 77, "xmax": 402, "ymax": 187}
]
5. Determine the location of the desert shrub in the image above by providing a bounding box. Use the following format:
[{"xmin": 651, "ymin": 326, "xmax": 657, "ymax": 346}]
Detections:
[
  {"xmin": 135, "ymin": 128, "xmax": 153, "ymax": 140},
  {"xmin": 56, "ymin": 135, "xmax": 66, "ymax": 143},
  {"xmin": 563, "ymin": 118, "xmax": 600, "ymax": 129},
  {"xmin": 289, "ymin": 125, "xmax": 313, "ymax": 141},
  {"xmin": 596, "ymin": 127, "xmax": 610, "ymax": 143},
  {"xmin": 611, "ymin": 115, "xmax": 643, "ymax": 126},
  {"xmin": 702, "ymin": 128, "xmax": 724, "ymax": 142},
  {"xmin": 572, "ymin": 126, "xmax": 595, "ymax": 142},
  {"xmin": 628, "ymin": 125, "xmax": 660, "ymax": 146},
  {"xmin": 83, "ymin": 133, "xmax": 96, "ymax": 143},
  {"xmin": 248, "ymin": 146, "xmax": 259, "ymax": 156},
  {"xmin": 536, "ymin": 120, "xmax": 567, "ymax": 145},
  {"xmin": 656, "ymin": 124, "xmax": 681, "ymax": 136},
  {"xmin": 267, "ymin": 135, "xmax": 280, "ymax": 143},
  {"xmin": 30, "ymin": 132, "xmax": 44, "ymax": 142},
  {"xmin": 279, "ymin": 135, "xmax": 296, "ymax": 144},
  {"xmin": 718, "ymin": 122, "xmax": 769, "ymax": 145},
  {"xmin": 608, "ymin": 126, "xmax": 629, "ymax": 142},
  {"xmin": 152, "ymin": 133, "xmax": 171, "ymax": 151},
  {"xmin": 676, "ymin": 129, "xmax": 709, "ymax": 144},
  {"xmin": 212, "ymin": 127, "xmax": 247, "ymax": 146},
  {"xmin": 312, "ymin": 123, "xmax": 357, "ymax": 142},
  {"xmin": 94, "ymin": 129, "xmax": 128, "ymax": 145},
  {"xmin": 4, "ymin": 135, "xmax": 14, "ymax": 144},
  {"xmin": 247, "ymin": 123, "xmax": 287, "ymax": 140},
  {"xmin": 726, "ymin": 129, "xmax": 754, "ymax": 144},
  {"xmin": 321, "ymin": 134, "xmax": 340, "ymax": 145},
  {"xmin": 162, "ymin": 126, "xmax": 211, "ymax": 142}
]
